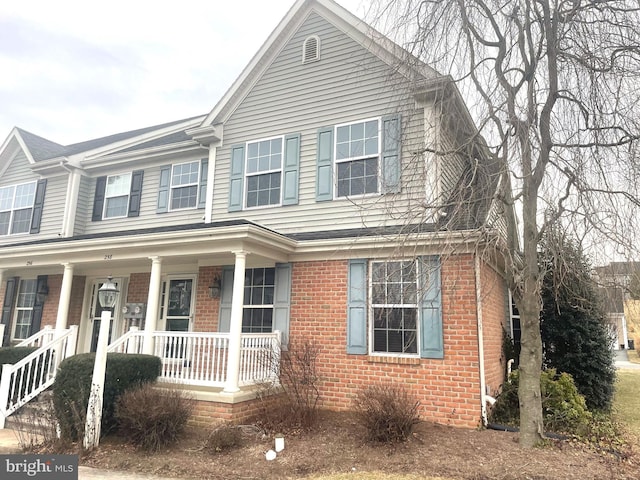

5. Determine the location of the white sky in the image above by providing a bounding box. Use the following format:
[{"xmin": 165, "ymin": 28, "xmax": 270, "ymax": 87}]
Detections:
[{"xmin": 0, "ymin": 0, "xmax": 366, "ymax": 146}]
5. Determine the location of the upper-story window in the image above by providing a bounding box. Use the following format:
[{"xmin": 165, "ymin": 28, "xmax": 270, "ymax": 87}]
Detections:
[
  {"xmin": 170, "ymin": 161, "xmax": 200, "ymax": 210},
  {"xmin": 228, "ymin": 135, "xmax": 300, "ymax": 212},
  {"xmin": 316, "ymin": 115, "xmax": 401, "ymax": 202},
  {"xmin": 0, "ymin": 182, "xmax": 36, "ymax": 235},
  {"xmin": 104, "ymin": 173, "xmax": 132, "ymax": 218},
  {"xmin": 93, "ymin": 171, "xmax": 144, "ymax": 221},
  {"xmin": 157, "ymin": 159, "xmax": 208, "ymax": 214},
  {"xmin": 335, "ymin": 118, "xmax": 380, "ymax": 197},
  {"xmin": 246, "ymin": 137, "xmax": 283, "ymax": 208}
]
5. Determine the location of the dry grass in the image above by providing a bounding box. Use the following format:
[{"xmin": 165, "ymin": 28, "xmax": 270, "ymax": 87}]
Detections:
[
  {"xmin": 626, "ymin": 349, "xmax": 640, "ymax": 364},
  {"xmin": 307, "ymin": 474, "xmax": 454, "ymax": 480},
  {"xmin": 614, "ymin": 370, "xmax": 640, "ymax": 439}
]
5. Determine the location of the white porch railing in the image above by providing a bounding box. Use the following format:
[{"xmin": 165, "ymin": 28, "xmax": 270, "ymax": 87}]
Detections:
[
  {"xmin": 108, "ymin": 328, "xmax": 281, "ymax": 387},
  {"xmin": 0, "ymin": 326, "xmax": 78, "ymax": 428},
  {"xmin": 15, "ymin": 325, "xmax": 57, "ymax": 348}
]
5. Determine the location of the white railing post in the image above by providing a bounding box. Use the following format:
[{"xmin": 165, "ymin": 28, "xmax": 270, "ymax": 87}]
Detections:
[
  {"xmin": 64, "ymin": 326, "xmax": 79, "ymax": 359},
  {"xmin": 0, "ymin": 324, "xmax": 4, "ymax": 347},
  {"xmin": 127, "ymin": 327, "xmax": 139, "ymax": 354},
  {"xmin": 0, "ymin": 364, "xmax": 12, "ymax": 429}
]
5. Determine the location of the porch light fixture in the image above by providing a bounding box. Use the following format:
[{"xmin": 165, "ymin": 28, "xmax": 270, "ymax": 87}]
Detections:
[
  {"xmin": 84, "ymin": 275, "xmax": 120, "ymax": 450},
  {"xmin": 208, "ymin": 275, "xmax": 221, "ymax": 299},
  {"xmin": 98, "ymin": 276, "xmax": 119, "ymax": 309},
  {"xmin": 36, "ymin": 283, "xmax": 49, "ymax": 304}
]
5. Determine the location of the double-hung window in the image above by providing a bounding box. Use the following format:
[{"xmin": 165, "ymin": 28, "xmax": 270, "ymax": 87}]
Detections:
[
  {"xmin": 245, "ymin": 138, "xmax": 283, "ymax": 208},
  {"xmin": 0, "ymin": 182, "xmax": 36, "ymax": 235},
  {"xmin": 371, "ymin": 260, "xmax": 418, "ymax": 354},
  {"xmin": 12, "ymin": 279, "xmax": 37, "ymax": 340},
  {"xmin": 104, "ymin": 173, "xmax": 132, "ymax": 218},
  {"xmin": 242, "ymin": 268, "xmax": 275, "ymax": 332},
  {"xmin": 170, "ymin": 161, "xmax": 200, "ymax": 210},
  {"xmin": 335, "ymin": 118, "xmax": 380, "ymax": 197}
]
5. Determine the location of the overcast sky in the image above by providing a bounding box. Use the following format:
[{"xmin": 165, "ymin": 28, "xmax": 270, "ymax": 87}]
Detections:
[{"xmin": 0, "ymin": 0, "xmax": 366, "ymax": 146}]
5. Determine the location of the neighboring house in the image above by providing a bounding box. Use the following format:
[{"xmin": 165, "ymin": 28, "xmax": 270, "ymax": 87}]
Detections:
[
  {"xmin": 595, "ymin": 262, "xmax": 639, "ymax": 350},
  {"xmin": 0, "ymin": 0, "xmax": 514, "ymax": 428}
]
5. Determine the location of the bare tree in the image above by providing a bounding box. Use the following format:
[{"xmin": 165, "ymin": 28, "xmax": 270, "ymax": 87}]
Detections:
[{"xmin": 369, "ymin": 0, "xmax": 640, "ymax": 447}]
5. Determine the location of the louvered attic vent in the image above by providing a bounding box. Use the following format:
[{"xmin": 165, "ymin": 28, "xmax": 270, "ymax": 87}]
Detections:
[{"xmin": 302, "ymin": 35, "xmax": 320, "ymax": 64}]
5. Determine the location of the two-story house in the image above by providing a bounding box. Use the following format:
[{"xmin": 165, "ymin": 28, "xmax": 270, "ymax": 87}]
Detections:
[{"xmin": 0, "ymin": 0, "xmax": 514, "ymax": 428}]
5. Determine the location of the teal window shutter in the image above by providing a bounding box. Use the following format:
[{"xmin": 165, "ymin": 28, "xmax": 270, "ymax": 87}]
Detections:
[
  {"xmin": 316, "ymin": 127, "xmax": 334, "ymax": 202},
  {"xmin": 92, "ymin": 176, "xmax": 107, "ymax": 221},
  {"xmin": 156, "ymin": 165, "xmax": 171, "ymax": 213},
  {"xmin": 273, "ymin": 263, "xmax": 292, "ymax": 346},
  {"xmin": 282, "ymin": 134, "xmax": 300, "ymax": 205},
  {"xmin": 218, "ymin": 267, "xmax": 234, "ymax": 332},
  {"xmin": 347, "ymin": 259, "xmax": 367, "ymax": 354},
  {"xmin": 381, "ymin": 114, "xmax": 402, "ymax": 194},
  {"xmin": 228, "ymin": 145, "xmax": 245, "ymax": 212},
  {"xmin": 419, "ymin": 256, "xmax": 443, "ymax": 359},
  {"xmin": 128, "ymin": 170, "xmax": 144, "ymax": 217},
  {"xmin": 198, "ymin": 158, "xmax": 208, "ymax": 209},
  {"xmin": 30, "ymin": 179, "xmax": 47, "ymax": 233}
]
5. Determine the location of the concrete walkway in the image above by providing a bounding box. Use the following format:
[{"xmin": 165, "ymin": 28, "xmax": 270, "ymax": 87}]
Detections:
[{"xmin": 615, "ymin": 349, "xmax": 640, "ymax": 370}]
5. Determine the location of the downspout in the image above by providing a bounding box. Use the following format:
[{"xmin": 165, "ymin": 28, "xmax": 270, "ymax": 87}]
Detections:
[
  {"xmin": 475, "ymin": 254, "xmax": 489, "ymax": 425},
  {"xmin": 204, "ymin": 145, "xmax": 217, "ymax": 224}
]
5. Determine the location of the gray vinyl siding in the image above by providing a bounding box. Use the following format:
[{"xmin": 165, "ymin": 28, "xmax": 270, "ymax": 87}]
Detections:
[
  {"xmin": 78, "ymin": 157, "xmax": 205, "ymax": 236},
  {"xmin": 212, "ymin": 12, "xmax": 427, "ymax": 234},
  {"xmin": 439, "ymin": 132, "xmax": 467, "ymax": 205},
  {"xmin": 0, "ymin": 152, "xmax": 66, "ymax": 244},
  {"xmin": 73, "ymin": 176, "xmax": 92, "ymax": 235}
]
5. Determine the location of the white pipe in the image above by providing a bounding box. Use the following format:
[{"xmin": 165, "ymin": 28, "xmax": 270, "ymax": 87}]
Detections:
[
  {"xmin": 485, "ymin": 395, "xmax": 496, "ymax": 406},
  {"xmin": 507, "ymin": 359, "xmax": 515, "ymax": 378},
  {"xmin": 474, "ymin": 255, "xmax": 488, "ymax": 425}
]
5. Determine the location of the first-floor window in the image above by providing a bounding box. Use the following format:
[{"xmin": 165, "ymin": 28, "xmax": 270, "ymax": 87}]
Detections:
[
  {"xmin": 13, "ymin": 279, "xmax": 37, "ymax": 340},
  {"xmin": 509, "ymin": 291, "xmax": 521, "ymax": 349},
  {"xmin": 371, "ymin": 260, "xmax": 418, "ymax": 354},
  {"xmin": 242, "ymin": 268, "xmax": 275, "ymax": 332}
]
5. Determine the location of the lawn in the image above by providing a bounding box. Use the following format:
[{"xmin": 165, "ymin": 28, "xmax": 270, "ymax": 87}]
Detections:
[{"xmin": 615, "ymin": 369, "xmax": 640, "ymax": 439}]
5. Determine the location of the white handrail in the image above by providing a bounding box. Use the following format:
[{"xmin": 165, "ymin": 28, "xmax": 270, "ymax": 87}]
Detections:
[
  {"xmin": 15, "ymin": 325, "xmax": 56, "ymax": 348},
  {"xmin": 0, "ymin": 326, "xmax": 78, "ymax": 428}
]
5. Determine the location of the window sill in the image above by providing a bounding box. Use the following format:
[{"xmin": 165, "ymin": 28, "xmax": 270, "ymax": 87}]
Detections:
[{"xmin": 367, "ymin": 355, "xmax": 421, "ymax": 365}]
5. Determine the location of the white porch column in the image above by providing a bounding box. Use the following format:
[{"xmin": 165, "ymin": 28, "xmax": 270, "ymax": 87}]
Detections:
[
  {"xmin": 143, "ymin": 256, "xmax": 163, "ymax": 355},
  {"xmin": 224, "ymin": 250, "xmax": 247, "ymax": 393},
  {"xmin": 55, "ymin": 263, "xmax": 74, "ymax": 331}
]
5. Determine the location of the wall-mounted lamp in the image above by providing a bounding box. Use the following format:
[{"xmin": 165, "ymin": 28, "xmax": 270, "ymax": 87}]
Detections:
[
  {"xmin": 208, "ymin": 275, "xmax": 221, "ymax": 299},
  {"xmin": 36, "ymin": 283, "xmax": 49, "ymax": 304}
]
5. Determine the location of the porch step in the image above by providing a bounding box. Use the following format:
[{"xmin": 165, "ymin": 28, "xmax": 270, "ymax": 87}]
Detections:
[{"xmin": 4, "ymin": 390, "xmax": 58, "ymax": 438}]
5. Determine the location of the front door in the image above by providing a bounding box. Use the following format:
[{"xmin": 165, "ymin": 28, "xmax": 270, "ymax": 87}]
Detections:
[
  {"xmin": 88, "ymin": 278, "xmax": 124, "ymax": 352},
  {"xmin": 161, "ymin": 277, "xmax": 195, "ymax": 332}
]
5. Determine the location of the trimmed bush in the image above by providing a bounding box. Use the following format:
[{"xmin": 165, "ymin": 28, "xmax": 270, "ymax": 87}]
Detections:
[
  {"xmin": 0, "ymin": 347, "xmax": 39, "ymax": 366},
  {"xmin": 53, "ymin": 353, "xmax": 161, "ymax": 440},
  {"xmin": 489, "ymin": 369, "xmax": 592, "ymax": 434},
  {"xmin": 204, "ymin": 424, "xmax": 243, "ymax": 454},
  {"xmin": 353, "ymin": 383, "xmax": 420, "ymax": 443},
  {"xmin": 115, "ymin": 383, "xmax": 193, "ymax": 452}
]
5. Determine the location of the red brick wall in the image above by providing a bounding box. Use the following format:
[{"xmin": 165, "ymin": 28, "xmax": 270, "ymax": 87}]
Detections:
[
  {"xmin": 480, "ymin": 262, "xmax": 508, "ymax": 398},
  {"xmin": 127, "ymin": 273, "xmax": 150, "ymax": 303},
  {"xmin": 40, "ymin": 275, "xmax": 86, "ymax": 328},
  {"xmin": 194, "ymin": 266, "xmax": 222, "ymax": 332},
  {"xmin": 289, "ymin": 254, "xmax": 484, "ymax": 428}
]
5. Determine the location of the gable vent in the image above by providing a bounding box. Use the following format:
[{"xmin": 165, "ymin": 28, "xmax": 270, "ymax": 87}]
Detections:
[{"xmin": 302, "ymin": 35, "xmax": 321, "ymax": 64}]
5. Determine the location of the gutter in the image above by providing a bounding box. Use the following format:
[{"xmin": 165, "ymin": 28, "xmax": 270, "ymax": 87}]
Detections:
[{"xmin": 475, "ymin": 253, "xmax": 488, "ymax": 425}]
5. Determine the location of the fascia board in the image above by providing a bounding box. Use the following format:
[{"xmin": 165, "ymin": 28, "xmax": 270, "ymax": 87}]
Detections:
[{"xmin": 76, "ymin": 116, "xmax": 206, "ymax": 162}]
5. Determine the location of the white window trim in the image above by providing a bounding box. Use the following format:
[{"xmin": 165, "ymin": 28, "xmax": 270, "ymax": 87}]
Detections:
[
  {"xmin": 244, "ymin": 135, "xmax": 284, "ymax": 209},
  {"xmin": 242, "ymin": 267, "xmax": 276, "ymax": 333},
  {"xmin": 11, "ymin": 278, "xmax": 37, "ymax": 341},
  {"xmin": 0, "ymin": 181, "xmax": 37, "ymax": 236},
  {"xmin": 169, "ymin": 161, "xmax": 201, "ymax": 211},
  {"xmin": 367, "ymin": 259, "xmax": 421, "ymax": 358},
  {"xmin": 103, "ymin": 172, "xmax": 132, "ymax": 219},
  {"xmin": 333, "ymin": 117, "xmax": 382, "ymax": 199}
]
